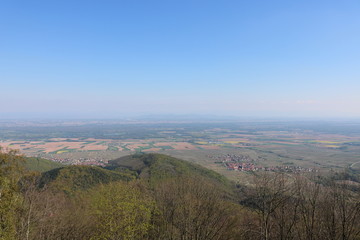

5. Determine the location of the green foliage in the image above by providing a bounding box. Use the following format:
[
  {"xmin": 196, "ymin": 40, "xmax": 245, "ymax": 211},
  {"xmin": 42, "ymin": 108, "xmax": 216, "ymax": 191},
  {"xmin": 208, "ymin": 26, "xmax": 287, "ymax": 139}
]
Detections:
[
  {"xmin": 0, "ymin": 148, "xmax": 24, "ymax": 239},
  {"xmin": 2, "ymin": 149, "xmax": 359, "ymax": 240},
  {"xmin": 154, "ymin": 176, "xmax": 240, "ymax": 240},
  {"xmin": 38, "ymin": 165, "xmax": 136, "ymax": 194},
  {"xmin": 23, "ymin": 157, "xmax": 63, "ymax": 172},
  {"xmin": 110, "ymin": 153, "xmax": 232, "ymax": 187},
  {"xmin": 89, "ymin": 181, "xmax": 154, "ymax": 240}
]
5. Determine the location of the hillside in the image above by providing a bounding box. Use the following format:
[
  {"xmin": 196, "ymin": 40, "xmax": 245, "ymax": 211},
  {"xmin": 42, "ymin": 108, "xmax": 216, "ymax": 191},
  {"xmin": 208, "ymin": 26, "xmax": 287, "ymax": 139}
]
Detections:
[
  {"xmin": 38, "ymin": 165, "xmax": 136, "ymax": 194},
  {"xmin": 24, "ymin": 157, "xmax": 64, "ymax": 172},
  {"xmin": 2, "ymin": 149, "xmax": 360, "ymax": 239},
  {"xmin": 37, "ymin": 153, "xmax": 233, "ymax": 194},
  {"xmin": 108, "ymin": 153, "xmax": 232, "ymax": 187}
]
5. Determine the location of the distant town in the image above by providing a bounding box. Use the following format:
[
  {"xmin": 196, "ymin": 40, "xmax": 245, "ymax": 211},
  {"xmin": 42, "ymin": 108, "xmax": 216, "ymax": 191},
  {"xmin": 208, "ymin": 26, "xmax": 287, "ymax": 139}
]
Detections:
[{"xmin": 211, "ymin": 154, "xmax": 318, "ymax": 173}]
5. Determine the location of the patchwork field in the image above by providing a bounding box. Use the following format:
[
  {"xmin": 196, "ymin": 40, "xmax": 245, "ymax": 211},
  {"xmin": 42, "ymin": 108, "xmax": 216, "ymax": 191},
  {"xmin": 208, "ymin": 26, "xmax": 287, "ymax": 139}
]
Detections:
[{"xmin": 1, "ymin": 120, "xmax": 360, "ymax": 178}]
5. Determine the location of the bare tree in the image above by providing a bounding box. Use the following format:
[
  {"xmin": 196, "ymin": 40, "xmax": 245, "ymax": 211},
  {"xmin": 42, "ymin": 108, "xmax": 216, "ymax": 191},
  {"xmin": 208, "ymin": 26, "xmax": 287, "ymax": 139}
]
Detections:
[
  {"xmin": 293, "ymin": 175, "xmax": 323, "ymax": 240},
  {"xmin": 154, "ymin": 176, "xmax": 239, "ymax": 240},
  {"xmin": 320, "ymin": 180, "xmax": 360, "ymax": 240},
  {"xmin": 243, "ymin": 172, "xmax": 293, "ymax": 240}
]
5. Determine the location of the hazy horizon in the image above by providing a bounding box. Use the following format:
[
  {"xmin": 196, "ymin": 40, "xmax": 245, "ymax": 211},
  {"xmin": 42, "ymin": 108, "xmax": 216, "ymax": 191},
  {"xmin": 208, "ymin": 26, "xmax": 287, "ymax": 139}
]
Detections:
[
  {"xmin": 1, "ymin": 113, "xmax": 360, "ymax": 123},
  {"xmin": 1, "ymin": 0, "xmax": 360, "ymax": 119}
]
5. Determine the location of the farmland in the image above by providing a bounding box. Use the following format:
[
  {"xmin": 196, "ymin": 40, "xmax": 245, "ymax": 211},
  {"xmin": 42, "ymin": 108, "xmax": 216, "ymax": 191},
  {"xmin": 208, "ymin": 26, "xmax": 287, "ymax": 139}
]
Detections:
[{"xmin": 1, "ymin": 120, "xmax": 360, "ymax": 180}]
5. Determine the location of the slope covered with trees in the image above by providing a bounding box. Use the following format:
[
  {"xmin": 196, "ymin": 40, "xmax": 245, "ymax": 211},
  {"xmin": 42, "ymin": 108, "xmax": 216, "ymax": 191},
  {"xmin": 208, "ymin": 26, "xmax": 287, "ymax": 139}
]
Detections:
[
  {"xmin": 23, "ymin": 157, "xmax": 64, "ymax": 172},
  {"xmin": 108, "ymin": 153, "xmax": 231, "ymax": 186},
  {"xmin": 1, "ymin": 148, "xmax": 360, "ymax": 240},
  {"xmin": 38, "ymin": 165, "xmax": 136, "ymax": 194}
]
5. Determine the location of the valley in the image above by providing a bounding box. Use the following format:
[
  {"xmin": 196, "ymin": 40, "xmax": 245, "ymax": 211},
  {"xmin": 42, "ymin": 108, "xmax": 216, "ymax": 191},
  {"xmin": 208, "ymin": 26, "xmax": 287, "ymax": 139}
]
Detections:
[{"xmin": 1, "ymin": 120, "xmax": 360, "ymax": 181}]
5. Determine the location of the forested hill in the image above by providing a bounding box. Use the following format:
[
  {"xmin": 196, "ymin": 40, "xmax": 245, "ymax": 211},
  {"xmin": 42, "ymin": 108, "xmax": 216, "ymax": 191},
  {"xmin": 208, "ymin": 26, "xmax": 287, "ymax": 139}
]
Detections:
[
  {"xmin": 108, "ymin": 153, "xmax": 231, "ymax": 186},
  {"xmin": 23, "ymin": 157, "xmax": 64, "ymax": 172},
  {"xmin": 37, "ymin": 153, "xmax": 233, "ymax": 193},
  {"xmin": 38, "ymin": 165, "xmax": 136, "ymax": 193},
  {"xmin": 1, "ymin": 150, "xmax": 360, "ymax": 240}
]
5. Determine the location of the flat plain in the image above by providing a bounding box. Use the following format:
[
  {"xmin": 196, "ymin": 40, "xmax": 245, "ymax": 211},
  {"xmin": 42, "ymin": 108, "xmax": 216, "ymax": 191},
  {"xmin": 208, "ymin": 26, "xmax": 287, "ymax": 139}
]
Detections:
[{"xmin": 1, "ymin": 120, "xmax": 360, "ymax": 180}]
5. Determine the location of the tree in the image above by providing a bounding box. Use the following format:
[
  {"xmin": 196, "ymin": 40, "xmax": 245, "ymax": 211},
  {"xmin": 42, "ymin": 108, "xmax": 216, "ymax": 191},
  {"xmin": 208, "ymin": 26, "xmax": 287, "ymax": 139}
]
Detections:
[
  {"xmin": 242, "ymin": 173, "xmax": 293, "ymax": 240},
  {"xmin": 154, "ymin": 176, "xmax": 239, "ymax": 240},
  {"xmin": 320, "ymin": 180, "xmax": 360, "ymax": 240},
  {"xmin": 89, "ymin": 181, "xmax": 154, "ymax": 240},
  {"xmin": 0, "ymin": 147, "xmax": 24, "ymax": 239}
]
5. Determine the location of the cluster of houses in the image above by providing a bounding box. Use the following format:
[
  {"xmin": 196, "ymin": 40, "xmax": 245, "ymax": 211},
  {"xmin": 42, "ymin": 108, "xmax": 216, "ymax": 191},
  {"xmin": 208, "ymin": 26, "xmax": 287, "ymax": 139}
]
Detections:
[
  {"xmin": 38, "ymin": 155, "xmax": 106, "ymax": 166},
  {"xmin": 76, "ymin": 159, "xmax": 106, "ymax": 166},
  {"xmin": 226, "ymin": 162, "xmax": 259, "ymax": 171},
  {"xmin": 44, "ymin": 156, "xmax": 72, "ymax": 164},
  {"xmin": 224, "ymin": 161, "xmax": 317, "ymax": 173},
  {"xmin": 210, "ymin": 153, "xmax": 317, "ymax": 173},
  {"xmin": 208, "ymin": 153, "xmax": 255, "ymax": 162}
]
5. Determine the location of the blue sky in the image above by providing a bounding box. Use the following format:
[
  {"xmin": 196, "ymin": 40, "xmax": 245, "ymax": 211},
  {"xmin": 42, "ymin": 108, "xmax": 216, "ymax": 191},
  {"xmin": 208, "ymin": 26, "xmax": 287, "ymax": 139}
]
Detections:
[{"xmin": 1, "ymin": 0, "xmax": 359, "ymax": 119}]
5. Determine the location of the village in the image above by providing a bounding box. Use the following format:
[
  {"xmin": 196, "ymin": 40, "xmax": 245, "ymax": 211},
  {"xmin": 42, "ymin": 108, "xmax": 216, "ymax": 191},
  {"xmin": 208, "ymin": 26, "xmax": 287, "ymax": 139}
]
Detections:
[
  {"xmin": 211, "ymin": 154, "xmax": 317, "ymax": 173},
  {"xmin": 224, "ymin": 161, "xmax": 317, "ymax": 173}
]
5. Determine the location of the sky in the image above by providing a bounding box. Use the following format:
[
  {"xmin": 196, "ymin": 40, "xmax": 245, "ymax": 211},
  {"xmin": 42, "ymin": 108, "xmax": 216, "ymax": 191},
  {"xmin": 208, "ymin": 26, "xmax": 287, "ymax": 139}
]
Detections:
[{"xmin": 1, "ymin": 0, "xmax": 360, "ymax": 119}]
